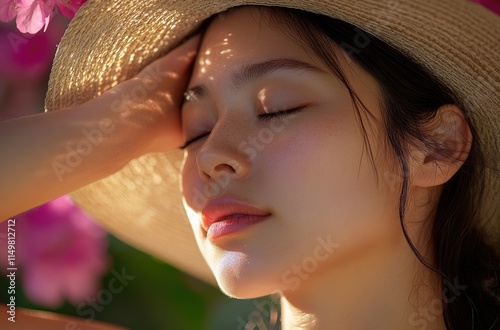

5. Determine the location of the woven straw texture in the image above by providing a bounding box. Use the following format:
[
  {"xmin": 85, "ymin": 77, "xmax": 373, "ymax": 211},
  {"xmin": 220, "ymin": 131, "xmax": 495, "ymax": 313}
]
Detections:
[{"xmin": 45, "ymin": 0, "xmax": 500, "ymax": 284}]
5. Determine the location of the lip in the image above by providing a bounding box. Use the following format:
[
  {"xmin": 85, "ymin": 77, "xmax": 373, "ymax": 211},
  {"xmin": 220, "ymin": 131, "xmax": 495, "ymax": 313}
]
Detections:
[{"xmin": 201, "ymin": 195, "xmax": 271, "ymax": 239}]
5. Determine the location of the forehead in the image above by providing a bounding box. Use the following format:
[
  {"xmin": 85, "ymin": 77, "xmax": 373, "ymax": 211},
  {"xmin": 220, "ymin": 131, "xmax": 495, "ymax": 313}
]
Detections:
[{"xmin": 194, "ymin": 6, "xmax": 323, "ymax": 74}]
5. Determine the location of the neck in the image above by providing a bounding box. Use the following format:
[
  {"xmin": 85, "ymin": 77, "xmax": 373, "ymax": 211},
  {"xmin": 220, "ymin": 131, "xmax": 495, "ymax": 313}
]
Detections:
[{"xmin": 279, "ymin": 237, "xmax": 447, "ymax": 330}]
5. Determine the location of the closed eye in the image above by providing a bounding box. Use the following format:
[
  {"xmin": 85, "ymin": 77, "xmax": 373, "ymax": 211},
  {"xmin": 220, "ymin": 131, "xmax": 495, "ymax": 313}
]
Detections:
[
  {"xmin": 179, "ymin": 132, "xmax": 209, "ymax": 150},
  {"xmin": 179, "ymin": 106, "xmax": 306, "ymax": 150},
  {"xmin": 257, "ymin": 106, "xmax": 306, "ymax": 121}
]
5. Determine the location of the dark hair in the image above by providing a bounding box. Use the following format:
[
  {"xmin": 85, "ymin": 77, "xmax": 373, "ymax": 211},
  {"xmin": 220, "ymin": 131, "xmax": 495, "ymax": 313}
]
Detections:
[{"xmin": 258, "ymin": 7, "xmax": 500, "ymax": 329}]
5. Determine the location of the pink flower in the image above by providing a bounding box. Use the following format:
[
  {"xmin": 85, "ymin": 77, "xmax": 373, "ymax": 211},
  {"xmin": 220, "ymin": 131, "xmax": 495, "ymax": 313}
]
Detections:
[
  {"xmin": 471, "ymin": 0, "xmax": 500, "ymax": 14},
  {"xmin": 0, "ymin": 196, "xmax": 110, "ymax": 308},
  {"xmin": 15, "ymin": 0, "xmax": 54, "ymax": 34},
  {"xmin": 0, "ymin": 0, "xmax": 19, "ymax": 22},
  {"xmin": 0, "ymin": 0, "xmax": 86, "ymax": 34}
]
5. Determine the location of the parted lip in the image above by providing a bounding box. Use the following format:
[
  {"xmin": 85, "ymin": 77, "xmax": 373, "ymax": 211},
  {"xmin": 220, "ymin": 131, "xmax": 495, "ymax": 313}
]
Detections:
[{"xmin": 201, "ymin": 195, "xmax": 271, "ymax": 232}]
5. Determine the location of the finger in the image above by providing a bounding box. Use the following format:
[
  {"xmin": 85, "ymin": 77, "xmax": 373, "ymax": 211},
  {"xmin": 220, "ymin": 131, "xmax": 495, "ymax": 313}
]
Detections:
[{"xmin": 138, "ymin": 33, "xmax": 201, "ymax": 77}]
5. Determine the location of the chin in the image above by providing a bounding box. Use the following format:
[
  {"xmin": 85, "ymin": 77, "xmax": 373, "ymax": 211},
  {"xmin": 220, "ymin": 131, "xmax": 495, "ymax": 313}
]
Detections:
[
  {"xmin": 216, "ymin": 273, "xmax": 278, "ymax": 299},
  {"xmin": 209, "ymin": 252, "xmax": 282, "ymax": 299}
]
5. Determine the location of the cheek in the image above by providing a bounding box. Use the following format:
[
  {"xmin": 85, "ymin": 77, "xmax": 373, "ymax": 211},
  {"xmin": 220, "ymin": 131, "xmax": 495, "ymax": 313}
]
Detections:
[
  {"xmin": 261, "ymin": 113, "xmax": 366, "ymax": 206},
  {"xmin": 180, "ymin": 154, "xmax": 206, "ymax": 213},
  {"xmin": 179, "ymin": 154, "xmax": 205, "ymax": 240},
  {"xmin": 262, "ymin": 111, "xmax": 399, "ymax": 242},
  {"xmin": 180, "ymin": 155, "xmax": 195, "ymax": 199}
]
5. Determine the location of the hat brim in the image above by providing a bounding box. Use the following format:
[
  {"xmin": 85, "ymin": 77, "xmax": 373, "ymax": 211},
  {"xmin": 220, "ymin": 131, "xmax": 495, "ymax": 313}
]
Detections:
[{"xmin": 45, "ymin": 0, "xmax": 500, "ymax": 284}]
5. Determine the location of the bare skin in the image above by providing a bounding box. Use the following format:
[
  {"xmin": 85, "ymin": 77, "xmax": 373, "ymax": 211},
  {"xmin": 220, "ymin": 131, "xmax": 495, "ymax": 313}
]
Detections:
[
  {"xmin": 0, "ymin": 35, "xmax": 200, "ymax": 220},
  {"xmin": 180, "ymin": 7, "xmax": 471, "ymax": 329}
]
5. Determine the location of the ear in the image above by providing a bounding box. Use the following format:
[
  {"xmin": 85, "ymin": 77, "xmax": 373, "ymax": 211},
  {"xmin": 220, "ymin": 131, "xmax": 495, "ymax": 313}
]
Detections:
[{"xmin": 410, "ymin": 104, "xmax": 473, "ymax": 188}]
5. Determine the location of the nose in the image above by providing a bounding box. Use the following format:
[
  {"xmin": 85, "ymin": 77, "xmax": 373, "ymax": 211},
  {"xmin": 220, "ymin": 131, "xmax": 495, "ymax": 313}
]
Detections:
[{"xmin": 196, "ymin": 120, "xmax": 251, "ymax": 184}]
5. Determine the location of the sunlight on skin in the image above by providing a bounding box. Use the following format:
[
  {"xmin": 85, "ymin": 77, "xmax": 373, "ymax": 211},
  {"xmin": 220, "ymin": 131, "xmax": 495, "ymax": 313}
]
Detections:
[
  {"xmin": 179, "ymin": 7, "xmax": 446, "ymax": 330},
  {"xmin": 197, "ymin": 34, "xmax": 233, "ymax": 76}
]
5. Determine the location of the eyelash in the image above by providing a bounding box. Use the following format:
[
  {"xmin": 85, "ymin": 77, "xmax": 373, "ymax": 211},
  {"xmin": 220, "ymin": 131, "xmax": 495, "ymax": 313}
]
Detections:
[{"xmin": 179, "ymin": 107, "xmax": 305, "ymax": 150}]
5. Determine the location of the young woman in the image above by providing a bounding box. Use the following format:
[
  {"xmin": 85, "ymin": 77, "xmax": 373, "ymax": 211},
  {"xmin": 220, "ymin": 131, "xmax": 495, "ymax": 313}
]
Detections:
[{"xmin": 1, "ymin": 0, "xmax": 499, "ymax": 329}]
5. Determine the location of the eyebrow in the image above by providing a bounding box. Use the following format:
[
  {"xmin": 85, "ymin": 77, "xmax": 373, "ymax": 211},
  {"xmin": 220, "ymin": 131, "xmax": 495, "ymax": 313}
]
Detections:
[{"xmin": 184, "ymin": 58, "xmax": 326, "ymax": 102}]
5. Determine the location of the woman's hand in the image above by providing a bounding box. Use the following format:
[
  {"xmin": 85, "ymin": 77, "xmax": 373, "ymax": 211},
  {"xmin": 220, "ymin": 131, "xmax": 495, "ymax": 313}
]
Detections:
[
  {"xmin": 0, "ymin": 34, "xmax": 201, "ymax": 220},
  {"xmin": 104, "ymin": 34, "xmax": 201, "ymax": 154}
]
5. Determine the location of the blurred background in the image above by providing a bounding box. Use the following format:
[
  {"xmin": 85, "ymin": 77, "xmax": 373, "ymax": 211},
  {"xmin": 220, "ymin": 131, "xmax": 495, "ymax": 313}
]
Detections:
[
  {"xmin": 3, "ymin": 0, "xmax": 495, "ymax": 329},
  {"xmin": 0, "ymin": 8, "xmax": 279, "ymax": 330}
]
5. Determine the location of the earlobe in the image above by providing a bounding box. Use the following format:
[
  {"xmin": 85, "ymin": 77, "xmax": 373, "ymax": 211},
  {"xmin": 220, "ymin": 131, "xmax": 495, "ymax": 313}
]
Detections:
[{"xmin": 410, "ymin": 104, "xmax": 473, "ymax": 188}]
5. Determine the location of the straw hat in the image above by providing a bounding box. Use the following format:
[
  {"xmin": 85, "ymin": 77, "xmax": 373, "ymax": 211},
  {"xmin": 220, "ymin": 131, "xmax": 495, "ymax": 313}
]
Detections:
[{"xmin": 45, "ymin": 0, "xmax": 500, "ymax": 284}]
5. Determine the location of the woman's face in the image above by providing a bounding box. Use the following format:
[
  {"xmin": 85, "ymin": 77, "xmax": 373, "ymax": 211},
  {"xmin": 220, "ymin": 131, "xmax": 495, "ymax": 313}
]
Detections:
[{"xmin": 180, "ymin": 7, "xmax": 402, "ymax": 298}]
